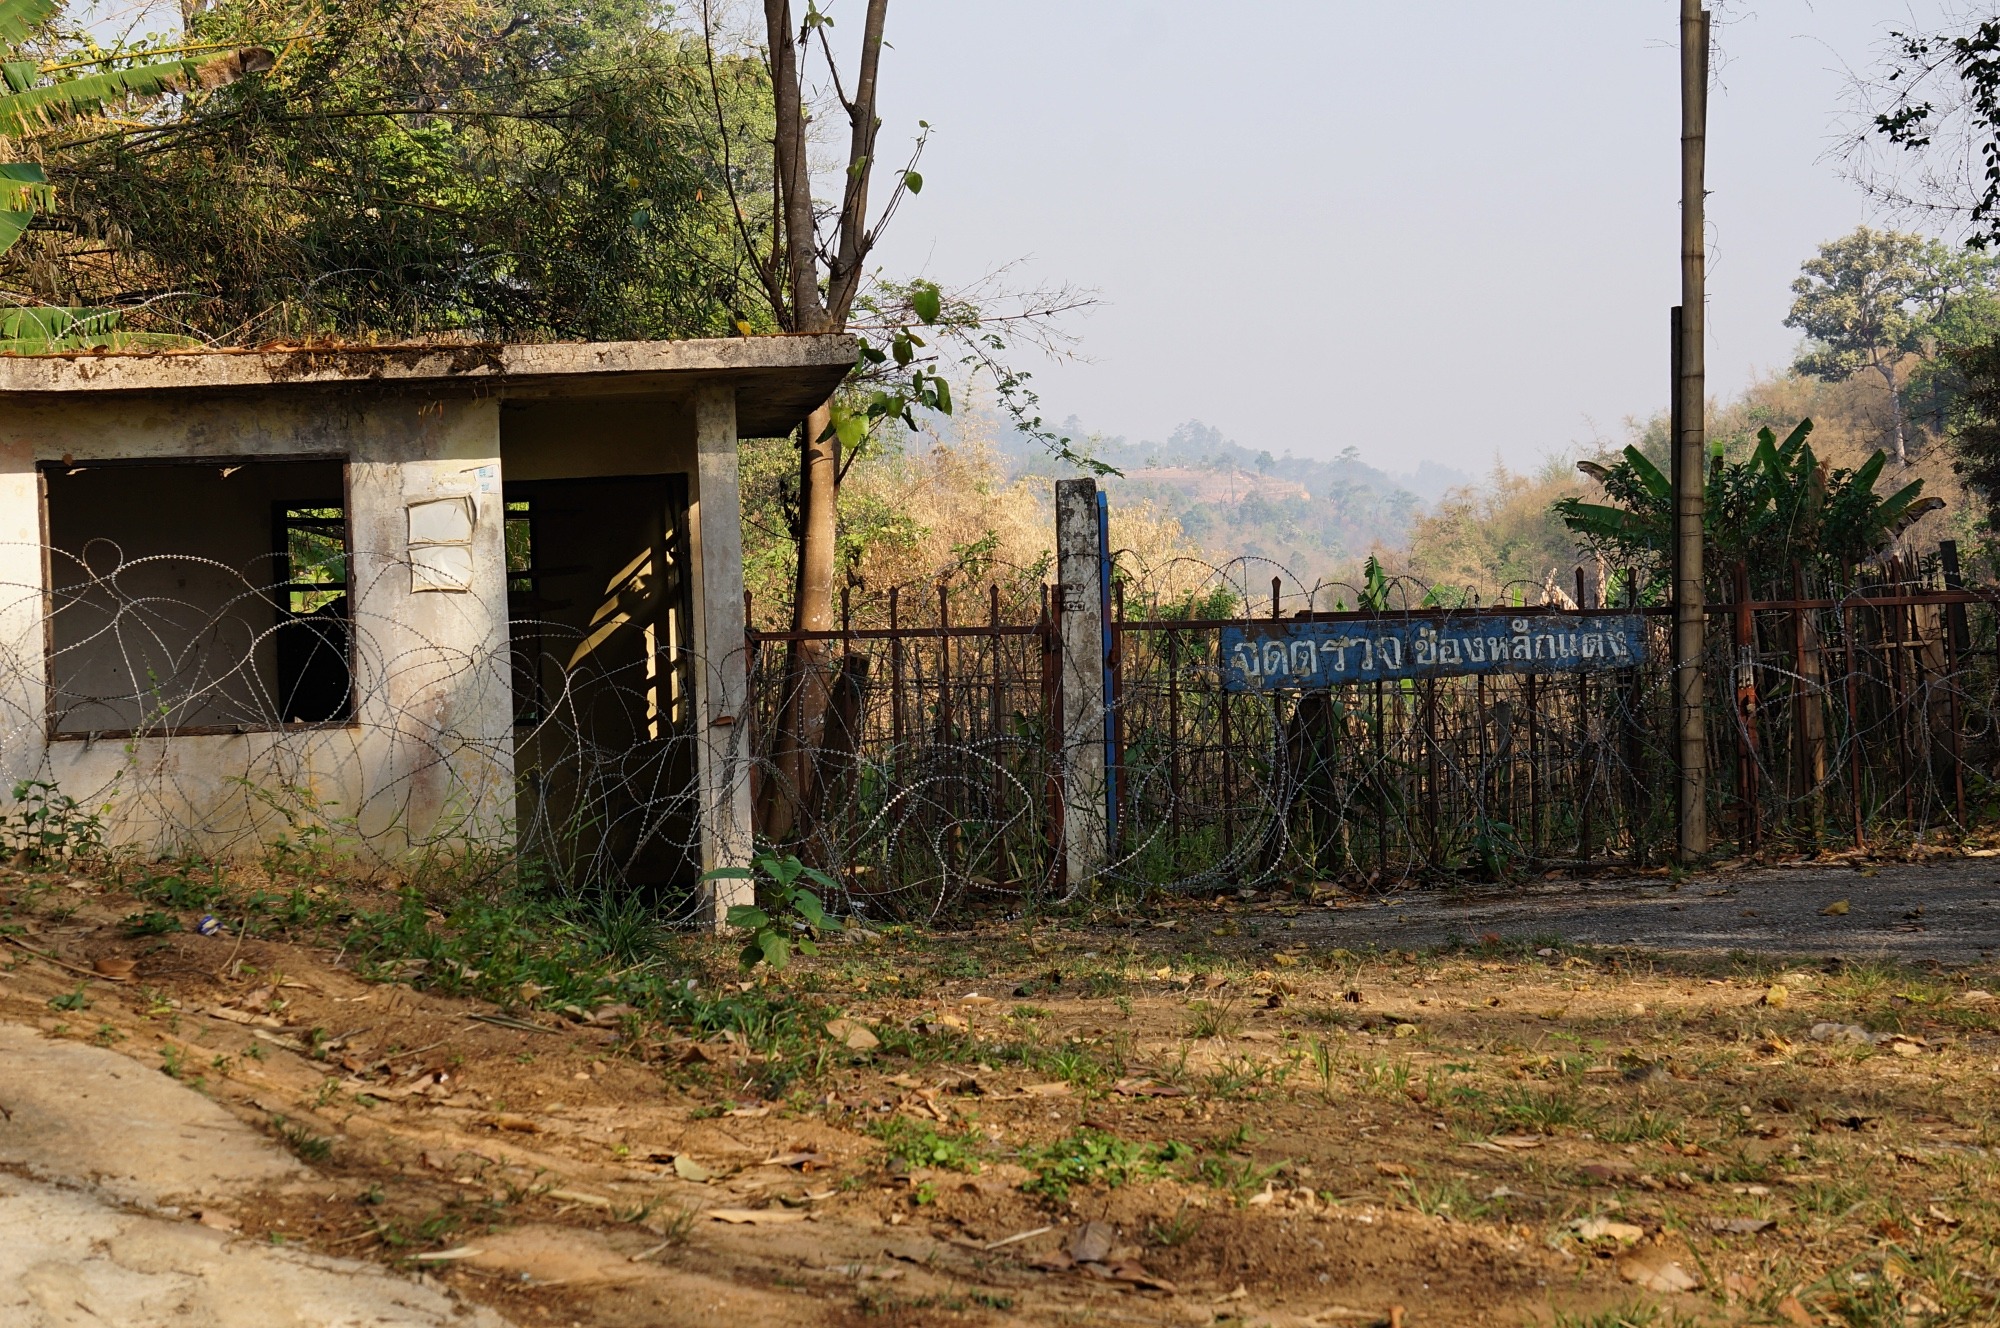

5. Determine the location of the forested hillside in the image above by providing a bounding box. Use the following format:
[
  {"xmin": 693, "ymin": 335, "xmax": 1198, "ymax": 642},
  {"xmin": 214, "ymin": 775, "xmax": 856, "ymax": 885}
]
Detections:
[{"xmin": 994, "ymin": 417, "xmax": 1468, "ymax": 587}]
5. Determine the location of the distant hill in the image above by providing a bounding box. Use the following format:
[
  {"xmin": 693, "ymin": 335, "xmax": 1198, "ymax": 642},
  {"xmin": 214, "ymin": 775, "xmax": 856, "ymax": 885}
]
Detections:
[{"xmin": 997, "ymin": 418, "xmax": 1467, "ymax": 584}]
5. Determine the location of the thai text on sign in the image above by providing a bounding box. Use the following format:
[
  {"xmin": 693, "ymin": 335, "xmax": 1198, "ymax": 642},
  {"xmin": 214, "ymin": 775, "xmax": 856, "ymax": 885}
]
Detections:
[{"xmin": 1218, "ymin": 613, "xmax": 1647, "ymax": 692}]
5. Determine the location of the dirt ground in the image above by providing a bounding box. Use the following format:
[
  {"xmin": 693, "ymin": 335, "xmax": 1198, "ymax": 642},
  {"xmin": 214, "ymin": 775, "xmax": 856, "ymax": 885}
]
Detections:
[
  {"xmin": 3, "ymin": 861, "xmax": 1998, "ymax": 1328},
  {"xmin": 1279, "ymin": 854, "xmax": 2000, "ymax": 965}
]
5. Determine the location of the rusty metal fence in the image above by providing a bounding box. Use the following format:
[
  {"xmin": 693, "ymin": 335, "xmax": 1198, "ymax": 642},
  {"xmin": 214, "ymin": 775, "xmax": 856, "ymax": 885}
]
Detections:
[{"xmin": 744, "ymin": 547, "xmax": 2000, "ymax": 920}]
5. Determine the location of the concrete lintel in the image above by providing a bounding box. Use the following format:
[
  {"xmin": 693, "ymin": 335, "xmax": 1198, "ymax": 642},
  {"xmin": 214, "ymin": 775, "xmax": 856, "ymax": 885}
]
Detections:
[
  {"xmin": 689, "ymin": 382, "xmax": 754, "ymax": 930},
  {"xmin": 0, "ymin": 335, "xmax": 858, "ymax": 439}
]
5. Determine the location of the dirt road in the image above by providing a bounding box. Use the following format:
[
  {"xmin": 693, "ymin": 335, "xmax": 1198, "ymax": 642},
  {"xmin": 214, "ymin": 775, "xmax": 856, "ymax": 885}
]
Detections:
[{"xmin": 1290, "ymin": 857, "xmax": 2000, "ymax": 964}]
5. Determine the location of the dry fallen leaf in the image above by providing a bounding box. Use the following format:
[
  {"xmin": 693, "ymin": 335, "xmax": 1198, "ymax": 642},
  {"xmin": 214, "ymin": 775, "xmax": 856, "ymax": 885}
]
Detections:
[
  {"xmin": 760, "ymin": 1151, "xmax": 828, "ymax": 1170},
  {"xmin": 1619, "ymin": 1247, "xmax": 1699, "ymax": 1293},
  {"xmin": 1821, "ymin": 899, "xmax": 1850, "ymax": 916},
  {"xmin": 1572, "ymin": 1216, "xmax": 1645, "ymax": 1244},
  {"xmin": 825, "ymin": 1017, "xmax": 880, "ymax": 1051},
  {"xmin": 1069, "ymin": 1221, "xmax": 1114, "ymax": 1264},
  {"xmin": 707, "ymin": 1208, "xmax": 807, "ymax": 1224},
  {"xmin": 1775, "ymin": 1296, "xmax": 1814, "ymax": 1326}
]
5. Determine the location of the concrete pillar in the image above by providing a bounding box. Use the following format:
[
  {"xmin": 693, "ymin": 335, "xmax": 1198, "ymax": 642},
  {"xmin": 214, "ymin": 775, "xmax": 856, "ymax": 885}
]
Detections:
[
  {"xmin": 1055, "ymin": 478, "xmax": 1108, "ymax": 889},
  {"xmin": 688, "ymin": 382, "xmax": 754, "ymax": 928}
]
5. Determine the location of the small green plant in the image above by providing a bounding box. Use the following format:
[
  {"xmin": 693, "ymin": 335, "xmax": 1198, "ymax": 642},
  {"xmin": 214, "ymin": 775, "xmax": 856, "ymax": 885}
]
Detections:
[
  {"xmin": 1492, "ymin": 1085, "xmax": 1586, "ymax": 1133},
  {"xmin": 1550, "ymin": 1302, "xmax": 1667, "ymax": 1328},
  {"xmin": 1184, "ymin": 994, "xmax": 1244, "ymax": 1039},
  {"xmin": 122, "ymin": 910, "xmax": 183, "ymax": 938},
  {"xmin": 872, "ymin": 1117, "xmax": 983, "ymax": 1173},
  {"xmin": 48, "ymin": 983, "xmax": 90, "ymax": 1012},
  {"xmin": 0, "ymin": 779, "xmax": 107, "ymax": 863},
  {"xmin": 271, "ymin": 1115, "xmax": 334, "ymax": 1163},
  {"xmin": 709, "ymin": 853, "xmax": 833, "ymax": 970},
  {"xmin": 1309, "ymin": 1035, "xmax": 1338, "ymax": 1094},
  {"xmin": 1146, "ymin": 1199, "xmax": 1204, "ymax": 1247},
  {"xmin": 1195, "ymin": 1151, "xmax": 1283, "ymax": 1203},
  {"xmin": 1021, "ymin": 1128, "xmax": 1173, "ymax": 1202}
]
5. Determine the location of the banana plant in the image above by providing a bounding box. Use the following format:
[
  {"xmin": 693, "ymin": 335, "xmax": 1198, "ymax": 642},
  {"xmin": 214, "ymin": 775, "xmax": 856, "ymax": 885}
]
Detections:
[
  {"xmin": 1554, "ymin": 419, "xmax": 1943, "ymax": 593},
  {"xmin": 2, "ymin": 0, "xmax": 271, "ymax": 348}
]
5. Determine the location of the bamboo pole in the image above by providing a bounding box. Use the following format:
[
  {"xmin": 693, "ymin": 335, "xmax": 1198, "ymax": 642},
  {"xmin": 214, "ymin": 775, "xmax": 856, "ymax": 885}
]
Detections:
[{"xmin": 1673, "ymin": 1, "xmax": 1711, "ymax": 860}]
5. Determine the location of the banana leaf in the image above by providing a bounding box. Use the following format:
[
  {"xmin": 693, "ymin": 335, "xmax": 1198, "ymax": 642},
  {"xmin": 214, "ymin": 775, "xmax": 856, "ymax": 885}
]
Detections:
[
  {"xmin": 0, "ymin": 59, "xmax": 200, "ymax": 139},
  {"xmin": 1623, "ymin": 445, "xmax": 1670, "ymax": 502},
  {"xmin": 0, "ymin": 0, "xmax": 57, "ymax": 46}
]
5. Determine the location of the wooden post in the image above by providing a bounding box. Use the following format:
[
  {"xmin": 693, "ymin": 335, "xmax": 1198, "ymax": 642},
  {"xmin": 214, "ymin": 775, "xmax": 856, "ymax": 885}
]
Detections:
[
  {"xmin": 1790, "ymin": 565, "xmax": 1827, "ymax": 837},
  {"xmin": 1673, "ymin": 1, "xmax": 1712, "ymax": 862}
]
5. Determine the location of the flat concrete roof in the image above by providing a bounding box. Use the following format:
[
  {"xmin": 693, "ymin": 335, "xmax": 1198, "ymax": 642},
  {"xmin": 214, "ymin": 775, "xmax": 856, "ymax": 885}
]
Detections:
[{"xmin": 0, "ymin": 335, "xmax": 858, "ymax": 437}]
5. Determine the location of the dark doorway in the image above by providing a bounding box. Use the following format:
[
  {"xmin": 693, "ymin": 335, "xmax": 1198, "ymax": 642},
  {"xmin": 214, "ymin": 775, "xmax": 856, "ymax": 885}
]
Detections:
[{"xmin": 505, "ymin": 475, "xmax": 697, "ymax": 893}]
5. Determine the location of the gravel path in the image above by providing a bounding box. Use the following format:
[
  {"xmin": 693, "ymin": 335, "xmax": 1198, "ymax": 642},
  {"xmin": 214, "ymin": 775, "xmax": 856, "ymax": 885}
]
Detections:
[{"xmin": 1288, "ymin": 857, "xmax": 2000, "ymax": 966}]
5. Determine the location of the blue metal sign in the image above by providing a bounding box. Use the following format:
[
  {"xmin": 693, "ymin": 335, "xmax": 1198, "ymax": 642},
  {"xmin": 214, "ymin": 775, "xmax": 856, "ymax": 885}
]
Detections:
[{"xmin": 1219, "ymin": 613, "xmax": 1647, "ymax": 692}]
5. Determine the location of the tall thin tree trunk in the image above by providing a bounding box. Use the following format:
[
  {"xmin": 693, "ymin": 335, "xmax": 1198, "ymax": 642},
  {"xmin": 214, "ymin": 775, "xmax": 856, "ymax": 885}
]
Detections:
[
  {"xmin": 1880, "ymin": 361, "xmax": 1909, "ymax": 465},
  {"xmin": 764, "ymin": 405, "xmax": 840, "ymax": 842}
]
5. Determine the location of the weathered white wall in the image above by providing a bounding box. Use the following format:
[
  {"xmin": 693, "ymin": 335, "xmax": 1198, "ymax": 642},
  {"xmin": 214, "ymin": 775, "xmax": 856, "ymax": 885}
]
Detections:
[{"xmin": 0, "ymin": 392, "xmax": 516, "ymax": 866}]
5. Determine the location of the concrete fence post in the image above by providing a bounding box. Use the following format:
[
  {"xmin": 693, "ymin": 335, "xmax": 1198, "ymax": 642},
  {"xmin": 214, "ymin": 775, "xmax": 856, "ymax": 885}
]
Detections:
[{"xmin": 1055, "ymin": 478, "xmax": 1109, "ymax": 889}]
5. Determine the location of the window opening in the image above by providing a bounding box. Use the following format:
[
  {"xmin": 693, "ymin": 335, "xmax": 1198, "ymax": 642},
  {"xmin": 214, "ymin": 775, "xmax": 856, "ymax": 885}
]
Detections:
[
  {"xmin": 274, "ymin": 503, "xmax": 353, "ymax": 724},
  {"xmin": 504, "ymin": 497, "xmax": 544, "ymax": 724},
  {"xmin": 43, "ymin": 458, "xmax": 349, "ymax": 738}
]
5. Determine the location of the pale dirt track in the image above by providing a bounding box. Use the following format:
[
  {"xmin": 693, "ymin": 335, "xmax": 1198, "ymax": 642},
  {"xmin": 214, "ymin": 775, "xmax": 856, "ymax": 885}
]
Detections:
[{"xmin": 1289, "ymin": 857, "xmax": 2000, "ymax": 964}]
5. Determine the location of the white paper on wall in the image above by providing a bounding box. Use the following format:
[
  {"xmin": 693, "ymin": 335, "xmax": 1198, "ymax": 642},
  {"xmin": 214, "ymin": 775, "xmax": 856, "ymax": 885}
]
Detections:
[
  {"xmin": 410, "ymin": 543, "xmax": 475, "ymax": 593},
  {"xmin": 407, "ymin": 495, "xmax": 476, "ymax": 593},
  {"xmin": 408, "ymin": 496, "xmax": 474, "ymax": 545}
]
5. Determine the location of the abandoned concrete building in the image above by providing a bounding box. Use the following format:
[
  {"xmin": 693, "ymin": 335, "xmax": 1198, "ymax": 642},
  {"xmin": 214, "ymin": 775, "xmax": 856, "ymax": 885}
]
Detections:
[{"xmin": 0, "ymin": 336, "xmax": 853, "ymax": 918}]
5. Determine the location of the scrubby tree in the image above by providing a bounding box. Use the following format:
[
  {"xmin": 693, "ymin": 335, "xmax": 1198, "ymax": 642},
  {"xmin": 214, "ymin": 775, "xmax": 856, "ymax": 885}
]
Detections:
[
  {"xmin": 1784, "ymin": 227, "xmax": 2000, "ymax": 467},
  {"xmin": 1, "ymin": 0, "xmax": 269, "ymax": 348},
  {"xmin": 18, "ymin": 0, "xmax": 752, "ymax": 343}
]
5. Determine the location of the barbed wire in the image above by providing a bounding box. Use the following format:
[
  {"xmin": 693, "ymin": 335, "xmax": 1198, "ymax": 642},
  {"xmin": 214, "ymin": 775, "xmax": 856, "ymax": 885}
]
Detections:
[{"xmin": 5, "ymin": 543, "xmax": 1993, "ymax": 926}]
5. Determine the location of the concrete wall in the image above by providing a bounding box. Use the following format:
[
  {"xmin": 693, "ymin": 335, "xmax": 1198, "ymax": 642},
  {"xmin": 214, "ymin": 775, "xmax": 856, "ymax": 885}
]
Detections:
[{"xmin": 0, "ymin": 393, "xmax": 516, "ymax": 864}]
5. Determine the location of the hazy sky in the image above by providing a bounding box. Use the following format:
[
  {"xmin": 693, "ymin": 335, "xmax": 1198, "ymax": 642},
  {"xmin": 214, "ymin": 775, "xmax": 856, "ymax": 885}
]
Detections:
[{"xmin": 867, "ymin": 1, "xmax": 1961, "ymax": 474}]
